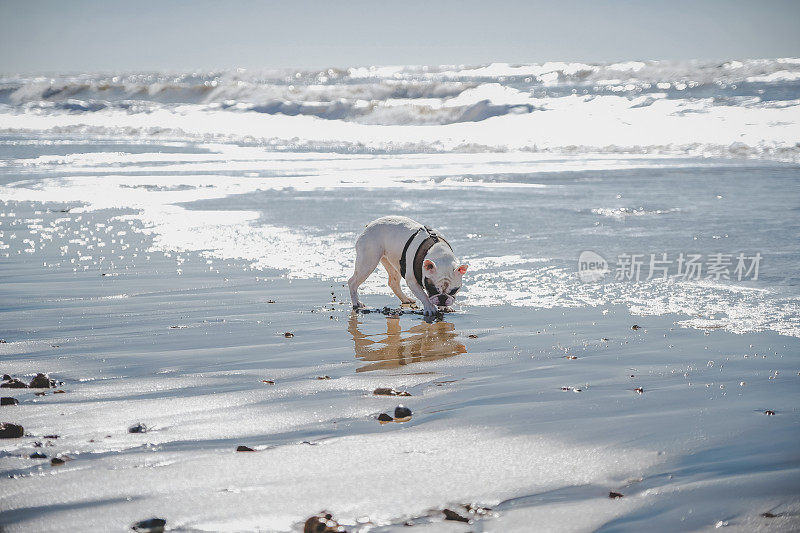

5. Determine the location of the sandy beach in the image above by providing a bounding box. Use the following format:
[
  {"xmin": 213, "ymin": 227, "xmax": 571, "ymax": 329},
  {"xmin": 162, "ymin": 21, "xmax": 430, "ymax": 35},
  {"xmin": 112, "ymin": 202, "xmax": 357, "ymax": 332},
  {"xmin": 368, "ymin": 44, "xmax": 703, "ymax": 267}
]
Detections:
[{"xmin": 1, "ymin": 59, "xmax": 800, "ymax": 531}]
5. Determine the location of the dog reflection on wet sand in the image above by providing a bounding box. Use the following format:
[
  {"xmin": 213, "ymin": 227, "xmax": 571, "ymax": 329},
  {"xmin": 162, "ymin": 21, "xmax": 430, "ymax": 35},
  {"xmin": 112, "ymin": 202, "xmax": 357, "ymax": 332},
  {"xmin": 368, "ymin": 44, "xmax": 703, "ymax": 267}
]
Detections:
[{"xmin": 348, "ymin": 315, "xmax": 467, "ymax": 372}]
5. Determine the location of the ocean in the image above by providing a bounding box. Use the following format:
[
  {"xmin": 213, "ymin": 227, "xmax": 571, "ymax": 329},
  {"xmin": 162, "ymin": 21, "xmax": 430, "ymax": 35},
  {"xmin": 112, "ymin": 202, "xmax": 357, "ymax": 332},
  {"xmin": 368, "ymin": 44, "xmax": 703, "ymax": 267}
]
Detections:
[{"xmin": 1, "ymin": 59, "xmax": 799, "ymax": 531}]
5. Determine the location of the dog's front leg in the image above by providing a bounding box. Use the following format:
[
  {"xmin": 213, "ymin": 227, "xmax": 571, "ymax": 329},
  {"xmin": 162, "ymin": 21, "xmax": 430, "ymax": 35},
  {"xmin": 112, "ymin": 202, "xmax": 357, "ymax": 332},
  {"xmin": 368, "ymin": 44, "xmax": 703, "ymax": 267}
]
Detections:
[{"xmin": 406, "ymin": 278, "xmax": 437, "ymax": 316}]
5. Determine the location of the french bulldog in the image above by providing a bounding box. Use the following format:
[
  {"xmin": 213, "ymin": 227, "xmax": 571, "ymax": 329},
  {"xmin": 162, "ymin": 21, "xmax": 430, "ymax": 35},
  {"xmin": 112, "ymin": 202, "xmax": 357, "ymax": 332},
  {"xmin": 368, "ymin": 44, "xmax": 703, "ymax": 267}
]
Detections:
[{"xmin": 348, "ymin": 216, "xmax": 468, "ymax": 316}]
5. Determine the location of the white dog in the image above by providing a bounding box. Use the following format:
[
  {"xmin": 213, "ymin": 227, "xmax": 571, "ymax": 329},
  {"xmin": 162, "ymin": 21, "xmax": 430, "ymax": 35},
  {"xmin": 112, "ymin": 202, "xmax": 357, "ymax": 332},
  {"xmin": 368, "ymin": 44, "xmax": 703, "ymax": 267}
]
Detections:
[{"xmin": 349, "ymin": 216, "xmax": 468, "ymax": 316}]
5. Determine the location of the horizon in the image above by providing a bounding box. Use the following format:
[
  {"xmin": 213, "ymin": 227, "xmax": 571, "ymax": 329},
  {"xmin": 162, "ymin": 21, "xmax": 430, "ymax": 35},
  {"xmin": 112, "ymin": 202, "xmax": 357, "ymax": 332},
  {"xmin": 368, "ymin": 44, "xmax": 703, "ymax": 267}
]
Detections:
[{"xmin": 2, "ymin": 0, "xmax": 799, "ymax": 74}]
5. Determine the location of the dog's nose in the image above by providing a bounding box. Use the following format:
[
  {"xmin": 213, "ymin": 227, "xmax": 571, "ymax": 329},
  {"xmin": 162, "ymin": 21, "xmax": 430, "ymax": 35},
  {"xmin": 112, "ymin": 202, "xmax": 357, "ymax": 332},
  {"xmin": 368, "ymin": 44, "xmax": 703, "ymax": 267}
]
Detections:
[{"xmin": 438, "ymin": 294, "xmax": 448, "ymax": 306}]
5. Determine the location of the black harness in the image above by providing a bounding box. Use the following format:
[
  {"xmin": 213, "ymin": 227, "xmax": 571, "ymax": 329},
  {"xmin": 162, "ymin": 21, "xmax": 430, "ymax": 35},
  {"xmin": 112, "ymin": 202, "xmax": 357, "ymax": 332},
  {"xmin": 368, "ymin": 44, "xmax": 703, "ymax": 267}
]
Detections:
[{"xmin": 399, "ymin": 225, "xmax": 453, "ymax": 297}]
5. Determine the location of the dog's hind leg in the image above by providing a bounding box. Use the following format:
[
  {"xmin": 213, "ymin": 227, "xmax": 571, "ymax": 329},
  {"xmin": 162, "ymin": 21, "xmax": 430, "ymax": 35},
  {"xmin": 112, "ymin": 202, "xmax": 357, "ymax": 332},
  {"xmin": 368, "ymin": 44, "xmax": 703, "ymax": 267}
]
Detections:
[
  {"xmin": 349, "ymin": 238, "xmax": 382, "ymax": 309},
  {"xmin": 381, "ymin": 256, "xmax": 415, "ymax": 305}
]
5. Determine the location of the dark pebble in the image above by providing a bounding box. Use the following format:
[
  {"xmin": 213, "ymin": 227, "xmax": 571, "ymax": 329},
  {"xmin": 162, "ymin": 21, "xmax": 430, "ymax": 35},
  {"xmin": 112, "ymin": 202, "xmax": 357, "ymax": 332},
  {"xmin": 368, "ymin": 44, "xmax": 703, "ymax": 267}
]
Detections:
[
  {"xmin": 236, "ymin": 445, "xmax": 255, "ymax": 452},
  {"xmin": 1, "ymin": 397, "xmax": 19, "ymax": 406},
  {"xmin": 284, "ymin": 332, "xmax": 294, "ymax": 338},
  {"xmin": 468, "ymin": 334, "xmax": 478, "ymax": 338},
  {"xmin": 131, "ymin": 518, "xmax": 167, "ymax": 533},
  {"xmin": 373, "ymin": 388, "xmax": 411, "ymax": 397},
  {"xmin": 316, "ymin": 375, "xmax": 331, "ymax": 380},
  {"xmin": 764, "ymin": 410, "xmax": 776, "ymax": 416},
  {"xmin": 303, "ymin": 511, "xmax": 345, "ymax": 533},
  {"xmin": 394, "ymin": 405, "xmax": 412, "ymax": 419},
  {"xmin": 0, "ymin": 422, "xmax": 24, "ymax": 438},
  {"xmin": 631, "ymin": 325, "xmax": 641, "ymax": 330},
  {"xmin": 29, "ymin": 373, "xmax": 56, "ymax": 388},
  {"xmin": 377, "ymin": 413, "xmax": 393, "ymax": 422},
  {"xmin": 43, "ymin": 434, "xmax": 59, "ymax": 439},
  {"xmin": 442, "ymin": 508, "xmax": 469, "ymax": 522},
  {"xmin": 761, "ymin": 512, "xmax": 781, "ymax": 518},
  {"xmin": 609, "ymin": 491, "xmax": 624, "ymax": 499},
  {"xmin": 50, "ymin": 456, "xmax": 69, "ymax": 466},
  {"xmin": 634, "ymin": 387, "xmax": 644, "ymax": 394},
  {"xmin": 1, "ymin": 378, "xmax": 28, "ymax": 389},
  {"xmin": 30, "ymin": 452, "xmax": 47, "ymax": 459},
  {"xmin": 128, "ymin": 423, "xmax": 148, "ymax": 434},
  {"xmin": 267, "ymin": 299, "xmax": 276, "ymax": 304},
  {"xmin": 2, "ymin": 374, "xmax": 10, "ymax": 380}
]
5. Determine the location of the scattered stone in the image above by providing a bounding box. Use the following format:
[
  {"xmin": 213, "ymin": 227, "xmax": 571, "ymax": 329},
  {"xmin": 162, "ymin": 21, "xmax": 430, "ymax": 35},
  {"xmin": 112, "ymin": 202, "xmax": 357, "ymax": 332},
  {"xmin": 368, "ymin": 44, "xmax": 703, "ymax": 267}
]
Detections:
[
  {"xmin": 634, "ymin": 387, "xmax": 644, "ymax": 394},
  {"xmin": 442, "ymin": 508, "xmax": 469, "ymax": 522},
  {"xmin": 284, "ymin": 332, "xmax": 295, "ymax": 338},
  {"xmin": 565, "ymin": 355, "xmax": 578, "ymax": 360},
  {"xmin": 377, "ymin": 413, "xmax": 393, "ymax": 423},
  {"xmin": 463, "ymin": 503, "xmax": 492, "ymax": 516},
  {"xmin": 131, "ymin": 517, "xmax": 167, "ymax": 533},
  {"xmin": 261, "ymin": 379, "xmax": 275, "ymax": 384},
  {"xmin": 54, "ymin": 390, "xmax": 66, "ymax": 394},
  {"xmin": 1, "ymin": 378, "xmax": 28, "ymax": 389},
  {"xmin": 0, "ymin": 339, "xmax": 7, "ymax": 343},
  {"xmin": 50, "ymin": 455, "xmax": 70, "ymax": 466},
  {"xmin": 316, "ymin": 375, "xmax": 331, "ymax": 380},
  {"xmin": 394, "ymin": 405, "xmax": 412, "ymax": 419},
  {"xmin": 128, "ymin": 423, "xmax": 148, "ymax": 433},
  {"xmin": 303, "ymin": 511, "xmax": 346, "ymax": 533},
  {"xmin": 468, "ymin": 334, "xmax": 478, "ymax": 339},
  {"xmin": 761, "ymin": 512, "xmax": 781, "ymax": 518},
  {"xmin": 30, "ymin": 452, "xmax": 47, "ymax": 459},
  {"xmin": 267, "ymin": 299, "xmax": 276, "ymax": 304},
  {"xmin": 609, "ymin": 491, "xmax": 624, "ymax": 499},
  {"xmin": 631, "ymin": 325, "xmax": 641, "ymax": 330},
  {"xmin": 0, "ymin": 422, "xmax": 24, "ymax": 438},
  {"xmin": 601, "ymin": 337, "xmax": 610, "ymax": 341},
  {"xmin": 43, "ymin": 434, "xmax": 59, "ymax": 439},
  {"xmin": 764, "ymin": 410, "xmax": 776, "ymax": 416},
  {"xmin": 1, "ymin": 397, "xmax": 19, "ymax": 406},
  {"xmin": 236, "ymin": 445, "xmax": 255, "ymax": 452},
  {"xmin": 372, "ymin": 388, "xmax": 411, "ymax": 397},
  {"xmin": 561, "ymin": 386, "xmax": 572, "ymax": 391},
  {"xmin": 29, "ymin": 373, "xmax": 57, "ymax": 388},
  {"xmin": 35, "ymin": 391, "xmax": 46, "ymax": 397}
]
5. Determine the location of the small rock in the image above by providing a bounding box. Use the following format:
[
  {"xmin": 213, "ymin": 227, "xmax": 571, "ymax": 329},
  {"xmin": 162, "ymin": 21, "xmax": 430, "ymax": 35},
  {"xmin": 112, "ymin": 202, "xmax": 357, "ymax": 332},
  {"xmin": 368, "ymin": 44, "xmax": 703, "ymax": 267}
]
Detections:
[
  {"xmin": 34, "ymin": 391, "xmax": 46, "ymax": 397},
  {"xmin": 54, "ymin": 390, "xmax": 66, "ymax": 394},
  {"xmin": 131, "ymin": 518, "xmax": 167, "ymax": 533},
  {"xmin": 0, "ymin": 422, "xmax": 24, "ymax": 438},
  {"xmin": 394, "ymin": 405, "xmax": 412, "ymax": 419},
  {"xmin": 303, "ymin": 511, "xmax": 346, "ymax": 533},
  {"xmin": 284, "ymin": 332, "xmax": 295, "ymax": 338},
  {"xmin": 609, "ymin": 491, "xmax": 624, "ymax": 499},
  {"xmin": 631, "ymin": 325, "xmax": 641, "ymax": 330},
  {"xmin": 316, "ymin": 375, "xmax": 331, "ymax": 380},
  {"xmin": 43, "ymin": 434, "xmax": 59, "ymax": 439},
  {"xmin": 29, "ymin": 373, "xmax": 56, "ymax": 388},
  {"xmin": 29, "ymin": 452, "xmax": 47, "ymax": 459},
  {"xmin": 442, "ymin": 508, "xmax": 469, "ymax": 522},
  {"xmin": 267, "ymin": 299, "xmax": 276, "ymax": 304},
  {"xmin": 372, "ymin": 388, "xmax": 411, "ymax": 397},
  {"xmin": 761, "ymin": 512, "xmax": 781, "ymax": 518},
  {"xmin": 236, "ymin": 445, "xmax": 255, "ymax": 452},
  {"xmin": 50, "ymin": 456, "xmax": 70, "ymax": 466},
  {"xmin": 1, "ymin": 378, "xmax": 28, "ymax": 389},
  {"xmin": 1, "ymin": 397, "xmax": 19, "ymax": 406},
  {"xmin": 128, "ymin": 423, "xmax": 148, "ymax": 433},
  {"xmin": 377, "ymin": 413, "xmax": 393, "ymax": 422},
  {"xmin": 634, "ymin": 387, "xmax": 644, "ymax": 394},
  {"xmin": 565, "ymin": 355, "xmax": 578, "ymax": 360},
  {"xmin": 764, "ymin": 410, "xmax": 776, "ymax": 416},
  {"xmin": 0, "ymin": 339, "xmax": 6, "ymax": 343},
  {"xmin": 468, "ymin": 334, "xmax": 478, "ymax": 339},
  {"xmin": 261, "ymin": 379, "xmax": 275, "ymax": 384}
]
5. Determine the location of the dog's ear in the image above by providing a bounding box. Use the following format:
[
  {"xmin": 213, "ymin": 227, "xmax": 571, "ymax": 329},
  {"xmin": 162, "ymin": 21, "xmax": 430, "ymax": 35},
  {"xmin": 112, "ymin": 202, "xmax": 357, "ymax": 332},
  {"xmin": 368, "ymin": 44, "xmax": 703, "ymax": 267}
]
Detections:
[
  {"xmin": 423, "ymin": 259, "xmax": 437, "ymax": 273},
  {"xmin": 457, "ymin": 264, "xmax": 468, "ymax": 275}
]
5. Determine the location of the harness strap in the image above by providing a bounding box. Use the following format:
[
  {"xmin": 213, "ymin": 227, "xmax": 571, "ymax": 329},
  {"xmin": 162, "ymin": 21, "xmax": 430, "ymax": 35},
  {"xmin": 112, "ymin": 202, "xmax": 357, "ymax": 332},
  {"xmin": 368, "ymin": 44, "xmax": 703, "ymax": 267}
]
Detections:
[{"xmin": 399, "ymin": 225, "xmax": 452, "ymax": 294}]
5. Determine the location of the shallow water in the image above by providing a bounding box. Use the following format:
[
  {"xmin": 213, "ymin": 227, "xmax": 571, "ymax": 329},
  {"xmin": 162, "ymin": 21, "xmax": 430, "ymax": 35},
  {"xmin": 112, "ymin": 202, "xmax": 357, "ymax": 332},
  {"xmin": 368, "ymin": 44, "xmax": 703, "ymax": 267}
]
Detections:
[{"xmin": 1, "ymin": 59, "xmax": 800, "ymax": 531}]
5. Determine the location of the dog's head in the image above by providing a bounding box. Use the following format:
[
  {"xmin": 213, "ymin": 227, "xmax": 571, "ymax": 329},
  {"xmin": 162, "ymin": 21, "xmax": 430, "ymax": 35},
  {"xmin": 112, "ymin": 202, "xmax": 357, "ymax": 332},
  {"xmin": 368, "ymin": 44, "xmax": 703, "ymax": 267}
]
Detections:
[{"xmin": 422, "ymin": 259, "xmax": 468, "ymax": 308}]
